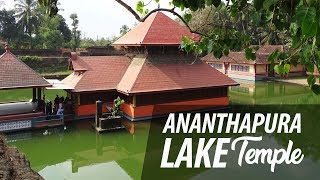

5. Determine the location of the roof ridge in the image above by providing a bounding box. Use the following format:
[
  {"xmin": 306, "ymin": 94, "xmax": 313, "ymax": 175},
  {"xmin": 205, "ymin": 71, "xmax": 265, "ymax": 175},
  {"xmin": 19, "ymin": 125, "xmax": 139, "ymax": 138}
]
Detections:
[
  {"xmin": 141, "ymin": 12, "xmax": 158, "ymax": 44},
  {"xmin": 129, "ymin": 56, "xmax": 147, "ymax": 92},
  {"xmin": 116, "ymin": 55, "xmax": 146, "ymax": 94}
]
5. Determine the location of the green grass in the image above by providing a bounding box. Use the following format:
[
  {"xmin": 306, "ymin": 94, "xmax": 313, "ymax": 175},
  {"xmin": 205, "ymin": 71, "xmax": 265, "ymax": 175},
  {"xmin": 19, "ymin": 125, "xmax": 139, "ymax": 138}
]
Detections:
[
  {"xmin": 41, "ymin": 70, "xmax": 72, "ymax": 76},
  {"xmin": 0, "ymin": 88, "xmax": 66, "ymax": 103}
]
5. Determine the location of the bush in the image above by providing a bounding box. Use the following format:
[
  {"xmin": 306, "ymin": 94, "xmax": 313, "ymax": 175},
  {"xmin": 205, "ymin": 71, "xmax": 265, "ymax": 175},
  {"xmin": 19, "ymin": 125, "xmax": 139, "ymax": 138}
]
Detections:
[
  {"xmin": 19, "ymin": 56, "xmax": 42, "ymax": 67},
  {"xmin": 19, "ymin": 56, "xmax": 69, "ymax": 74}
]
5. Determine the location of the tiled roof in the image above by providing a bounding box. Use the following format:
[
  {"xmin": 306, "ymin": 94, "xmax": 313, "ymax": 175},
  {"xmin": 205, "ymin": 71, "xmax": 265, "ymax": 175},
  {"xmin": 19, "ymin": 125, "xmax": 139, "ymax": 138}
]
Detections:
[
  {"xmin": 0, "ymin": 50, "xmax": 51, "ymax": 90},
  {"xmin": 202, "ymin": 52, "xmax": 269, "ymax": 64},
  {"xmin": 117, "ymin": 54, "xmax": 238, "ymax": 94},
  {"xmin": 113, "ymin": 12, "xmax": 200, "ymax": 46},
  {"xmin": 202, "ymin": 45, "xmax": 286, "ymax": 65},
  {"xmin": 64, "ymin": 54, "xmax": 238, "ymax": 94},
  {"xmin": 62, "ymin": 56, "xmax": 131, "ymax": 92}
]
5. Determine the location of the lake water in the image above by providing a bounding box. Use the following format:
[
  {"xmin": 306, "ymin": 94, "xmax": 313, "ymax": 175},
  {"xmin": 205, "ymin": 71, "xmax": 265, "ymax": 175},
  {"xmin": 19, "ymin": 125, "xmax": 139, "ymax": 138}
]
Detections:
[{"xmin": 7, "ymin": 81, "xmax": 320, "ymax": 179}]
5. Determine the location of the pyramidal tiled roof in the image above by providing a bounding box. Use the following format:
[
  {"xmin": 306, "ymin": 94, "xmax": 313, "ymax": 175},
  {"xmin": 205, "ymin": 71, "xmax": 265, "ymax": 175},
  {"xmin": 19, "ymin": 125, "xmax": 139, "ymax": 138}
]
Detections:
[
  {"xmin": 113, "ymin": 12, "xmax": 200, "ymax": 46},
  {"xmin": 0, "ymin": 50, "xmax": 51, "ymax": 90},
  {"xmin": 64, "ymin": 54, "xmax": 238, "ymax": 93},
  {"xmin": 117, "ymin": 55, "xmax": 238, "ymax": 94}
]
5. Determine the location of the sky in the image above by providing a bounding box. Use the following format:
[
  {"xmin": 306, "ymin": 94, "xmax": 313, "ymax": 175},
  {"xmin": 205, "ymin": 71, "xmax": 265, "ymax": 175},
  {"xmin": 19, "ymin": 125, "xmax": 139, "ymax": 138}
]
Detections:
[{"xmin": 2, "ymin": 0, "xmax": 177, "ymax": 39}]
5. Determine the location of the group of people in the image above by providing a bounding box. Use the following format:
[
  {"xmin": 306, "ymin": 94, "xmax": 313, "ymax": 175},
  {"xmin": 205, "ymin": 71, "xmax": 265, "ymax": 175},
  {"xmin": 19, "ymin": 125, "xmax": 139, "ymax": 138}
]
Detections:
[{"xmin": 44, "ymin": 95, "xmax": 73, "ymax": 116}]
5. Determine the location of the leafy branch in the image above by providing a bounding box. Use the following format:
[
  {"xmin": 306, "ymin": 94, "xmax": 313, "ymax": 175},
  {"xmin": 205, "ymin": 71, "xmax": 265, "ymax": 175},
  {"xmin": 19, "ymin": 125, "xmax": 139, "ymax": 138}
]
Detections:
[{"xmin": 115, "ymin": 0, "xmax": 207, "ymax": 37}]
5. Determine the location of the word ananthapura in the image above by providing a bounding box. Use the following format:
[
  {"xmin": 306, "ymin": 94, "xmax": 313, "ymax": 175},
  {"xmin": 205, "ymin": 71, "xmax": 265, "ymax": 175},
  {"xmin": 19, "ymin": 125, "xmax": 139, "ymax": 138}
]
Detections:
[
  {"xmin": 160, "ymin": 113, "xmax": 303, "ymax": 172},
  {"xmin": 162, "ymin": 113, "xmax": 301, "ymax": 134}
]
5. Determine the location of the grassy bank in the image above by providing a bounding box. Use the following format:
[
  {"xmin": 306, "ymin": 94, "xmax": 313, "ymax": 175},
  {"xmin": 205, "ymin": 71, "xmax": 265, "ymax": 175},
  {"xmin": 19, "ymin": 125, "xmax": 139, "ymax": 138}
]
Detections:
[{"xmin": 0, "ymin": 89, "xmax": 66, "ymax": 103}]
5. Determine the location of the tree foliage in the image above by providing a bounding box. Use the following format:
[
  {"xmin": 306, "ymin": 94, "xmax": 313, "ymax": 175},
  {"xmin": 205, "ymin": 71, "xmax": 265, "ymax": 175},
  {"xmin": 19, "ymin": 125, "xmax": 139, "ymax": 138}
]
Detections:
[
  {"xmin": 179, "ymin": 5, "xmax": 289, "ymax": 46},
  {"xmin": 0, "ymin": 2, "xmax": 72, "ymax": 49},
  {"xmin": 0, "ymin": 10, "xmax": 19, "ymax": 43},
  {"xmin": 37, "ymin": 15, "xmax": 64, "ymax": 49},
  {"xmin": 57, "ymin": 15, "xmax": 72, "ymax": 43},
  {"xmin": 70, "ymin": 13, "xmax": 81, "ymax": 50},
  {"xmin": 80, "ymin": 37, "xmax": 118, "ymax": 48},
  {"xmin": 120, "ymin": 25, "xmax": 130, "ymax": 36},
  {"xmin": 14, "ymin": 0, "xmax": 40, "ymax": 36},
  {"xmin": 38, "ymin": 0, "xmax": 58, "ymax": 17}
]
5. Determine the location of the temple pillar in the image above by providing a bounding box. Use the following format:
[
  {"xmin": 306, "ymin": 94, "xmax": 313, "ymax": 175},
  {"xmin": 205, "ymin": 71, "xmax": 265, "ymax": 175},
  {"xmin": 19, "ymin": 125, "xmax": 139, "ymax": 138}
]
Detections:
[
  {"xmin": 32, "ymin": 88, "xmax": 37, "ymax": 102},
  {"xmin": 133, "ymin": 95, "xmax": 137, "ymax": 108},
  {"xmin": 37, "ymin": 88, "xmax": 42, "ymax": 110},
  {"xmin": 96, "ymin": 100, "xmax": 102, "ymax": 128}
]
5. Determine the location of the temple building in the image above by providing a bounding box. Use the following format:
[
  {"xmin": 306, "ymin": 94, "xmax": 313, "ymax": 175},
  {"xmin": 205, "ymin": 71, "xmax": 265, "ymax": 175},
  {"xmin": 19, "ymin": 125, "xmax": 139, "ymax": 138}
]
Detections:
[
  {"xmin": 202, "ymin": 45, "xmax": 306, "ymax": 81},
  {"xmin": 63, "ymin": 12, "xmax": 238, "ymax": 121},
  {"xmin": 0, "ymin": 46, "xmax": 51, "ymax": 110},
  {"xmin": 0, "ymin": 46, "xmax": 56, "ymax": 132}
]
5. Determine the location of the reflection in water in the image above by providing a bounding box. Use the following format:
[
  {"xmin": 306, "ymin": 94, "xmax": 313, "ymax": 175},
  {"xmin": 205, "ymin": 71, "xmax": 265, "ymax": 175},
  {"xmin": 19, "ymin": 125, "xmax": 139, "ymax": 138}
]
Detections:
[
  {"xmin": 230, "ymin": 81, "xmax": 320, "ymax": 104},
  {"xmin": 7, "ymin": 81, "xmax": 320, "ymax": 179},
  {"xmin": 39, "ymin": 160, "xmax": 132, "ymax": 180},
  {"xmin": 8, "ymin": 121, "xmax": 149, "ymax": 180}
]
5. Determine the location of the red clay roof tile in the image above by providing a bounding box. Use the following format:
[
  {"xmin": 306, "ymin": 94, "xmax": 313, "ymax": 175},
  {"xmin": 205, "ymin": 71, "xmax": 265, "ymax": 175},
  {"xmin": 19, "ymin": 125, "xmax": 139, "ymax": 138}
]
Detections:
[
  {"xmin": 117, "ymin": 55, "xmax": 238, "ymax": 94},
  {"xmin": 62, "ymin": 56, "xmax": 131, "ymax": 92},
  {"xmin": 0, "ymin": 51, "xmax": 51, "ymax": 90}
]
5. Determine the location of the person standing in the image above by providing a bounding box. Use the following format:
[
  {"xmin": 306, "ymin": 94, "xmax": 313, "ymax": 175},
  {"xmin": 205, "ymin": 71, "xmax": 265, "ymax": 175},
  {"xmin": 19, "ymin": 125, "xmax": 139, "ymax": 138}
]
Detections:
[
  {"xmin": 56, "ymin": 100, "xmax": 64, "ymax": 120},
  {"xmin": 54, "ymin": 95, "xmax": 60, "ymax": 113}
]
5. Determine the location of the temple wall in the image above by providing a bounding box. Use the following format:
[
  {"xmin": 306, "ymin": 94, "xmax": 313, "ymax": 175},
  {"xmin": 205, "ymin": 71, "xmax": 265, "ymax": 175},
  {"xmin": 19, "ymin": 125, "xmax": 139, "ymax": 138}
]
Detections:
[
  {"xmin": 121, "ymin": 96, "xmax": 229, "ymax": 120},
  {"xmin": 255, "ymin": 64, "xmax": 267, "ymax": 74},
  {"xmin": 228, "ymin": 64, "xmax": 256, "ymax": 76},
  {"xmin": 75, "ymin": 103, "xmax": 112, "ymax": 117}
]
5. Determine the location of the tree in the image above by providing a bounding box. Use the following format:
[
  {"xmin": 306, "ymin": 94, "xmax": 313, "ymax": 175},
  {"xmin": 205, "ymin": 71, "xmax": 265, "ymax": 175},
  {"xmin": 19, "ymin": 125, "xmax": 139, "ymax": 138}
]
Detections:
[
  {"xmin": 57, "ymin": 15, "xmax": 72, "ymax": 43},
  {"xmin": 14, "ymin": 0, "xmax": 39, "ymax": 36},
  {"xmin": 0, "ymin": 9, "xmax": 32, "ymax": 49},
  {"xmin": 0, "ymin": 10, "xmax": 19, "ymax": 43},
  {"xmin": 80, "ymin": 37, "xmax": 117, "ymax": 48},
  {"xmin": 120, "ymin": 25, "xmax": 130, "ymax": 36},
  {"xmin": 179, "ymin": 5, "xmax": 289, "ymax": 46},
  {"xmin": 37, "ymin": 0, "xmax": 58, "ymax": 17},
  {"xmin": 70, "ymin": 13, "xmax": 80, "ymax": 50},
  {"xmin": 38, "ymin": 15, "xmax": 64, "ymax": 49},
  {"xmin": 37, "ymin": 0, "xmax": 320, "ymax": 94}
]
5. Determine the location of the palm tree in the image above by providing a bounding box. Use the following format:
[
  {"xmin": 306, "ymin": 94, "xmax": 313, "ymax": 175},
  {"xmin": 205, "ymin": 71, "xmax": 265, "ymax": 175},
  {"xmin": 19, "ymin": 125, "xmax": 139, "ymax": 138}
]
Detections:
[
  {"xmin": 14, "ymin": 0, "xmax": 39, "ymax": 36},
  {"xmin": 120, "ymin": 25, "xmax": 130, "ymax": 36}
]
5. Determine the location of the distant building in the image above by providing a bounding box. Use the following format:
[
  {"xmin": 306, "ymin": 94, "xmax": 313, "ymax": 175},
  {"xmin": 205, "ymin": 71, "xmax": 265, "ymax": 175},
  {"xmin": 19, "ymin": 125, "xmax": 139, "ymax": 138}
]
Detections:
[
  {"xmin": 202, "ymin": 45, "xmax": 306, "ymax": 81},
  {"xmin": 63, "ymin": 12, "xmax": 238, "ymax": 121}
]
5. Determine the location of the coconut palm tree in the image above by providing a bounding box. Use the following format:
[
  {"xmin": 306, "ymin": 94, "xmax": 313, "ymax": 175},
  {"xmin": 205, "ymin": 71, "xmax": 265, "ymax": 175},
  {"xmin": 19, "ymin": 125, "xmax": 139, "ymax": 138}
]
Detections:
[
  {"xmin": 120, "ymin": 25, "xmax": 130, "ymax": 36},
  {"xmin": 14, "ymin": 0, "xmax": 39, "ymax": 36}
]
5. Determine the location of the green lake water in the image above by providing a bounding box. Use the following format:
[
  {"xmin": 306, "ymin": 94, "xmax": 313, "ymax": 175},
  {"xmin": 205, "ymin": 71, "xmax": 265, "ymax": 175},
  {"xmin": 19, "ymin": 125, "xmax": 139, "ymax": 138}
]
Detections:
[{"xmin": 5, "ymin": 81, "xmax": 320, "ymax": 180}]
